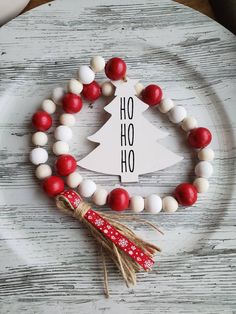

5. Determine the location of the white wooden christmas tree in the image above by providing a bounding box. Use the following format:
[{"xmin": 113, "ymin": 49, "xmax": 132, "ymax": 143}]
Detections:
[{"xmin": 78, "ymin": 78, "xmax": 183, "ymax": 182}]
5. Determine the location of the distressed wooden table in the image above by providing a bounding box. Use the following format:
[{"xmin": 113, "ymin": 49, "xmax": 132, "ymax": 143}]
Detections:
[{"xmin": 0, "ymin": 0, "xmax": 236, "ymax": 313}]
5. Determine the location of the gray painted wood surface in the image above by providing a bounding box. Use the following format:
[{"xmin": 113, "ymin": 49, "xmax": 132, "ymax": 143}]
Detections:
[{"xmin": 0, "ymin": 0, "xmax": 236, "ymax": 312}]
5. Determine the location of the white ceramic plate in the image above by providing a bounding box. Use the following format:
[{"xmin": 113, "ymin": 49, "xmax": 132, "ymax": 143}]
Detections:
[{"xmin": 0, "ymin": 0, "xmax": 235, "ymax": 313}]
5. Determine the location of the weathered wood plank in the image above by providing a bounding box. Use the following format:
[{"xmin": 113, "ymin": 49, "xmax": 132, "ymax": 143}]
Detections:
[{"xmin": 22, "ymin": 0, "xmax": 215, "ymax": 20}]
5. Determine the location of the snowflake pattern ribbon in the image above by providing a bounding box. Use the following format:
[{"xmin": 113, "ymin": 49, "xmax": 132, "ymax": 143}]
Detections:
[{"xmin": 60, "ymin": 190, "xmax": 155, "ymax": 271}]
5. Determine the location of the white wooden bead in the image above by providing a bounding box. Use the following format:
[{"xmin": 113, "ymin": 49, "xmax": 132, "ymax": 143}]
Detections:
[
  {"xmin": 130, "ymin": 195, "xmax": 144, "ymax": 213},
  {"xmin": 90, "ymin": 56, "xmax": 105, "ymax": 73},
  {"xmin": 193, "ymin": 177, "xmax": 209, "ymax": 193},
  {"xmin": 181, "ymin": 116, "xmax": 198, "ymax": 131},
  {"xmin": 162, "ymin": 196, "xmax": 178, "ymax": 213},
  {"xmin": 92, "ymin": 188, "xmax": 108, "ymax": 206},
  {"xmin": 159, "ymin": 98, "xmax": 174, "ymax": 113},
  {"xmin": 35, "ymin": 164, "xmax": 52, "ymax": 180},
  {"xmin": 68, "ymin": 78, "xmax": 83, "ymax": 95},
  {"xmin": 52, "ymin": 141, "xmax": 70, "ymax": 156},
  {"xmin": 145, "ymin": 194, "xmax": 162, "ymax": 214},
  {"xmin": 101, "ymin": 81, "xmax": 115, "ymax": 97},
  {"xmin": 52, "ymin": 87, "xmax": 64, "ymax": 105},
  {"xmin": 66, "ymin": 172, "xmax": 83, "ymax": 188},
  {"xmin": 54, "ymin": 125, "xmax": 73, "ymax": 142},
  {"xmin": 135, "ymin": 82, "xmax": 144, "ymax": 96},
  {"xmin": 78, "ymin": 65, "xmax": 95, "ymax": 84},
  {"xmin": 78, "ymin": 179, "xmax": 97, "ymax": 198},
  {"xmin": 195, "ymin": 161, "xmax": 213, "ymax": 178},
  {"xmin": 198, "ymin": 148, "xmax": 215, "ymax": 161},
  {"xmin": 32, "ymin": 132, "xmax": 48, "ymax": 146},
  {"xmin": 168, "ymin": 106, "xmax": 187, "ymax": 124},
  {"xmin": 59, "ymin": 113, "xmax": 76, "ymax": 127},
  {"xmin": 41, "ymin": 99, "xmax": 56, "ymax": 114},
  {"xmin": 30, "ymin": 147, "xmax": 48, "ymax": 165}
]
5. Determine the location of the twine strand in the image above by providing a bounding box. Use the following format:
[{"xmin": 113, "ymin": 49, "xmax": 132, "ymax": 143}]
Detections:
[
  {"xmin": 101, "ymin": 246, "xmax": 109, "ymax": 298},
  {"xmin": 56, "ymin": 194, "xmax": 161, "ymax": 296}
]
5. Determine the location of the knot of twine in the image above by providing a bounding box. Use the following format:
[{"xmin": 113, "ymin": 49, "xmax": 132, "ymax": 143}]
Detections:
[{"xmin": 56, "ymin": 194, "xmax": 90, "ymax": 222}]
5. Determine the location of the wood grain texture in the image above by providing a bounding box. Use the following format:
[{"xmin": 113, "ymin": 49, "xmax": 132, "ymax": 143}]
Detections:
[
  {"xmin": 0, "ymin": 0, "xmax": 236, "ymax": 313},
  {"xmin": 22, "ymin": 0, "xmax": 215, "ymax": 19}
]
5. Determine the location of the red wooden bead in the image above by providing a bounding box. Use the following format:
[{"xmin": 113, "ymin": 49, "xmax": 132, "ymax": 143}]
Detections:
[
  {"xmin": 43, "ymin": 176, "xmax": 64, "ymax": 197},
  {"xmin": 188, "ymin": 127, "xmax": 212, "ymax": 149},
  {"xmin": 107, "ymin": 188, "xmax": 130, "ymax": 211},
  {"xmin": 105, "ymin": 57, "xmax": 127, "ymax": 81},
  {"xmin": 32, "ymin": 111, "xmax": 52, "ymax": 131},
  {"xmin": 55, "ymin": 154, "xmax": 77, "ymax": 176},
  {"xmin": 174, "ymin": 183, "xmax": 197, "ymax": 206},
  {"xmin": 82, "ymin": 81, "xmax": 101, "ymax": 101},
  {"xmin": 142, "ymin": 84, "xmax": 163, "ymax": 106},
  {"xmin": 62, "ymin": 93, "xmax": 83, "ymax": 114}
]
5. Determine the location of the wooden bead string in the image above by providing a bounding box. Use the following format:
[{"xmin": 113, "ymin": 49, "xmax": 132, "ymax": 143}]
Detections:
[{"xmin": 30, "ymin": 56, "xmax": 214, "ymax": 214}]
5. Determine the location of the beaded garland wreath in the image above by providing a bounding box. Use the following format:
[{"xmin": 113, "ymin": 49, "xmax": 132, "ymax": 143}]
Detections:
[{"xmin": 30, "ymin": 57, "xmax": 214, "ymax": 296}]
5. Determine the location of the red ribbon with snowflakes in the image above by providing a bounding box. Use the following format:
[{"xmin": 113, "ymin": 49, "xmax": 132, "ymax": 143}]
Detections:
[{"xmin": 59, "ymin": 190, "xmax": 154, "ymax": 271}]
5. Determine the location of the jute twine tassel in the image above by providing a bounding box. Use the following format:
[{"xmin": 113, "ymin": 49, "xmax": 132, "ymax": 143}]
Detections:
[{"xmin": 56, "ymin": 190, "xmax": 162, "ymax": 297}]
